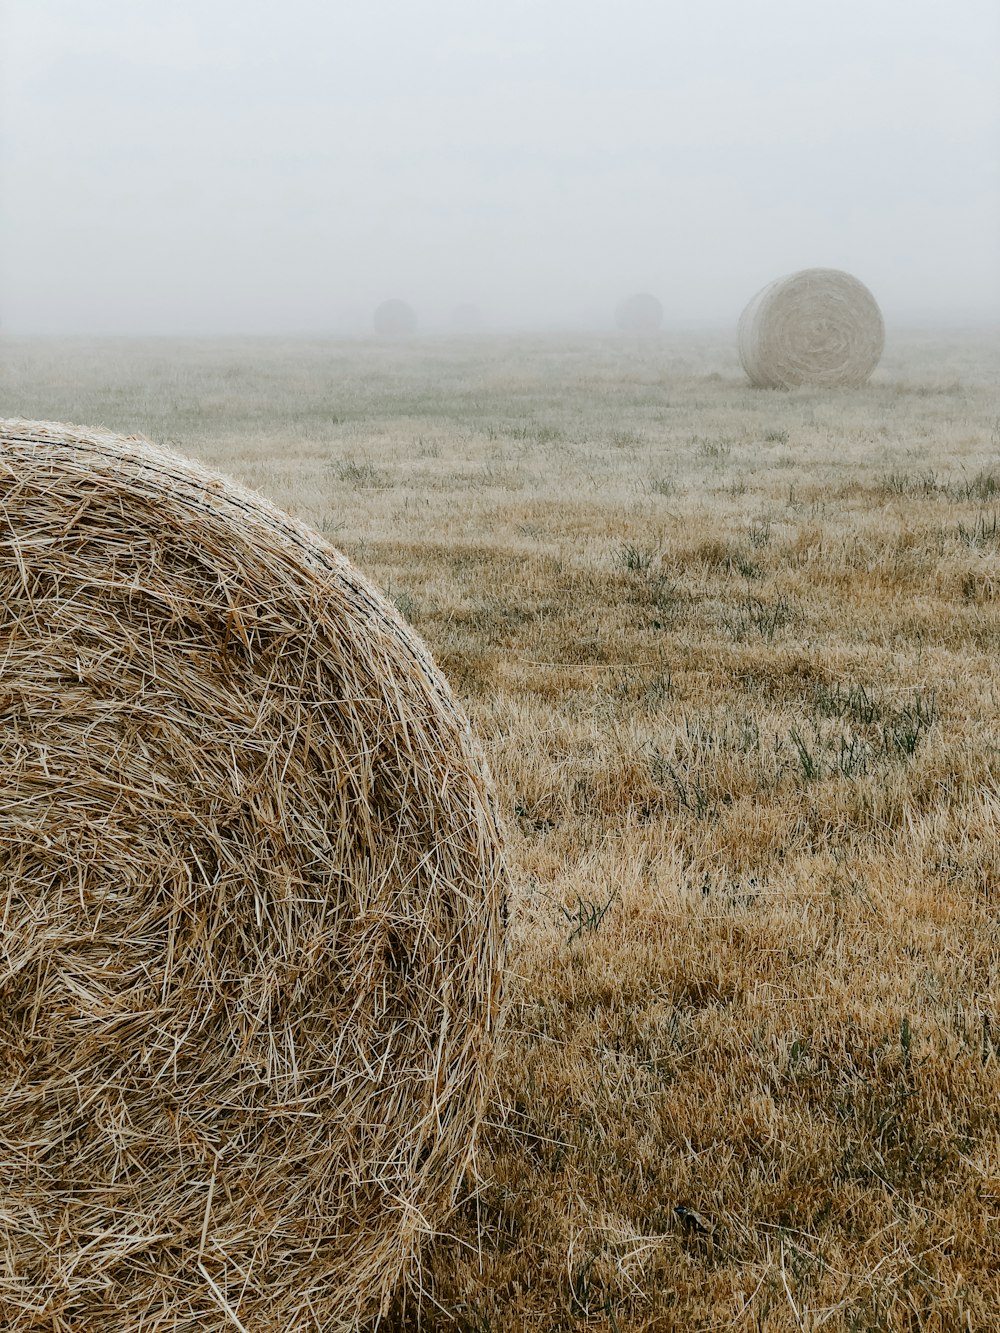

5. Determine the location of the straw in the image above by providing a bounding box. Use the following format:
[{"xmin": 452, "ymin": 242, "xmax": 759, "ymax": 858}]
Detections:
[
  {"xmin": 615, "ymin": 292, "xmax": 663, "ymax": 334},
  {"xmin": 0, "ymin": 419, "xmax": 508, "ymax": 1331},
  {"xmin": 737, "ymin": 268, "xmax": 885, "ymax": 388}
]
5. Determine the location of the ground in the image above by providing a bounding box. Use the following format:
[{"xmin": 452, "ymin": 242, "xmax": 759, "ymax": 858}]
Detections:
[{"xmin": 3, "ymin": 328, "xmax": 999, "ymax": 1330}]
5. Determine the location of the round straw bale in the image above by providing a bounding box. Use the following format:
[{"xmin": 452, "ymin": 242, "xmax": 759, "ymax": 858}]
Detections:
[
  {"xmin": 737, "ymin": 268, "xmax": 884, "ymax": 388},
  {"xmin": 373, "ymin": 298, "xmax": 418, "ymax": 338},
  {"xmin": 0, "ymin": 419, "xmax": 507, "ymax": 1331},
  {"xmin": 615, "ymin": 292, "xmax": 663, "ymax": 333}
]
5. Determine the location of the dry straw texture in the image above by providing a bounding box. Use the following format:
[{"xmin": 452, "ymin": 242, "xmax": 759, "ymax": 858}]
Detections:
[
  {"xmin": 0, "ymin": 419, "xmax": 507, "ymax": 1331},
  {"xmin": 737, "ymin": 267, "xmax": 885, "ymax": 388}
]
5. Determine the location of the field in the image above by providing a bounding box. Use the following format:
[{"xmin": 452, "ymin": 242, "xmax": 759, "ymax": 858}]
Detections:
[{"xmin": 3, "ymin": 329, "xmax": 1000, "ymax": 1331}]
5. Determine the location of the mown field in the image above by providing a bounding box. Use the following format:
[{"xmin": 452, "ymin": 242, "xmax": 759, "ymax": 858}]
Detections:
[{"xmin": 3, "ymin": 329, "xmax": 1000, "ymax": 1330}]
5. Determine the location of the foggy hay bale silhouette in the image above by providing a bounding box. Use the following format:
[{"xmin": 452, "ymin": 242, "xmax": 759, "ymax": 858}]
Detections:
[
  {"xmin": 0, "ymin": 419, "xmax": 508, "ymax": 1331},
  {"xmin": 615, "ymin": 292, "xmax": 663, "ymax": 333},
  {"xmin": 373, "ymin": 298, "xmax": 418, "ymax": 338},
  {"xmin": 737, "ymin": 268, "xmax": 884, "ymax": 388}
]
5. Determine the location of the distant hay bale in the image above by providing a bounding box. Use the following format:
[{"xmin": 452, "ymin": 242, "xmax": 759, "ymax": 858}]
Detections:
[
  {"xmin": 373, "ymin": 298, "xmax": 418, "ymax": 338},
  {"xmin": 737, "ymin": 268, "xmax": 884, "ymax": 388},
  {"xmin": 0, "ymin": 419, "xmax": 507, "ymax": 1331},
  {"xmin": 615, "ymin": 292, "xmax": 663, "ymax": 333}
]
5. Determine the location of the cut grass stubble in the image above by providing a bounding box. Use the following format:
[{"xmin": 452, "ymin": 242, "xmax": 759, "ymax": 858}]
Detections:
[{"xmin": 3, "ymin": 331, "xmax": 999, "ymax": 1331}]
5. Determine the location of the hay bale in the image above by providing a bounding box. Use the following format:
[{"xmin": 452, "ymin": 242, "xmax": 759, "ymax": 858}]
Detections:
[
  {"xmin": 615, "ymin": 292, "xmax": 663, "ymax": 334},
  {"xmin": 0, "ymin": 419, "xmax": 507, "ymax": 1331},
  {"xmin": 373, "ymin": 298, "xmax": 418, "ymax": 338},
  {"xmin": 737, "ymin": 268, "xmax": 884, "ymax": 388}
]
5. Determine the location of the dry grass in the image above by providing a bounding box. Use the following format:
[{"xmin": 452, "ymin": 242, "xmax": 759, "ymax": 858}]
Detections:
[{"xmin": 2, "ymin": 328, "xmax": 999, "ymax": 1330}]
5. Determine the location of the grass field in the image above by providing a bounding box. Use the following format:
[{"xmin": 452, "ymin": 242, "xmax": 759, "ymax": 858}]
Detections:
[{"xmin": 3, "ymin": 329, "xmax": 1000, "ymax": 1330}]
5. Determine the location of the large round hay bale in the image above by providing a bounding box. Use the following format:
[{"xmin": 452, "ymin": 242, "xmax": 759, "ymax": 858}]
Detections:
[
  {"xmin": 615, "ymin": 292, "xmax": 663, "ymax": 333},
  {"xmin": 0, "ymin": 419, "xmax": 507, "ymax": 1331},
  {"xmin": 737, "ymin": 268, "xmax": 884, "ymax": 388},
  {"xmin": 373, "ymin": 298, "xmax": 418, "ymax": 338}
]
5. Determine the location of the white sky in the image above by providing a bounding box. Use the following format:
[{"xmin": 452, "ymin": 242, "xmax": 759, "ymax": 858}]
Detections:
[{"xmin": 1, "ymin": 0, "xmax": 998, "ymax": 333}]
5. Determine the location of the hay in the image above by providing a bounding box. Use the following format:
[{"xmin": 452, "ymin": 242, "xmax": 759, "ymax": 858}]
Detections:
[
  {"xmin": 615, "ymin": 292, "xmax": 663, "ymax": 334},
  {"xmin": 737, "ymin": 268, "xmax": 884, "ymax": 388},
  {"xmin": 373, "ymin": 299, "xmax": 418, "ymax": 338},
  {"xmin": 0, "ymin": 419, "xmax": 508, "ymax": 1331}
]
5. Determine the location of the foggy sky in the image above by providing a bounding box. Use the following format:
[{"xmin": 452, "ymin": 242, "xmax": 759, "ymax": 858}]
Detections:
[{"xmin": 1, "ymin": 0, "xmax": 998, "ymax": 334}]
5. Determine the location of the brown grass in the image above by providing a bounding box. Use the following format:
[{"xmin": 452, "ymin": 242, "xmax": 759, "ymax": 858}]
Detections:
[{"xmin": 2, "ymin": 328, "xmax": 999, "ymax": 1330}]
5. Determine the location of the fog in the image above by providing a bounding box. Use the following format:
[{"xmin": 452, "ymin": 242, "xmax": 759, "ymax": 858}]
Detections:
[{"xmin": 2, "ymin": 0, "xmax": 998, "ymax": 334}]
